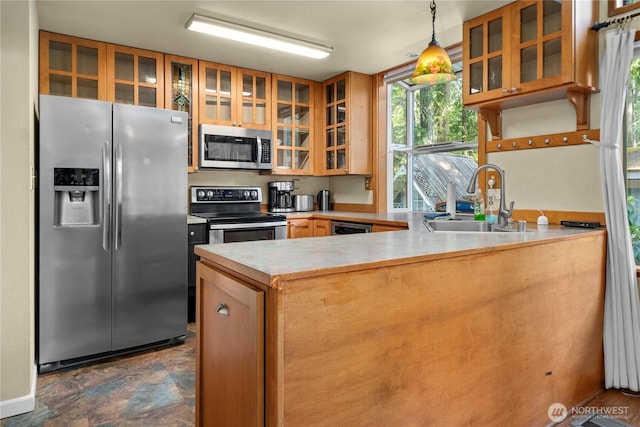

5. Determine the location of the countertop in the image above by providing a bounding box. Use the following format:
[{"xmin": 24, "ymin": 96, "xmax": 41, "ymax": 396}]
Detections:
[
  {"xmin": 187, "ymin": 215, "xmax": 207, "ymax": 225},
  {"xmin": 194, "ymin": 211, "xmax": 606, "ymax": 288},
  {"xmin": 285, "ymin": 210, "xmax": 429, "ymax": 228}
]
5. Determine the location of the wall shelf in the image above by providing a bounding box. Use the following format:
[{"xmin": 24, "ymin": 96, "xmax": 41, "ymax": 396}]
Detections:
[{"xmin": 485, "ymin": 129, "xmax": 600, "ymax": 153}]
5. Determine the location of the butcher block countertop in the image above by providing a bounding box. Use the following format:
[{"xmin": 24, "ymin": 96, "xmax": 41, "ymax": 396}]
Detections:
[{"xmin": 194, "ymin": 212, "xmax": 606, "ymax": 289}]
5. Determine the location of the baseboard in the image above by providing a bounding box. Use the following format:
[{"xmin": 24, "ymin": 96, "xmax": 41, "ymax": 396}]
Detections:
[{"xmin": 0, "ymin": 364, "xmax": 36, "ymax": 419}]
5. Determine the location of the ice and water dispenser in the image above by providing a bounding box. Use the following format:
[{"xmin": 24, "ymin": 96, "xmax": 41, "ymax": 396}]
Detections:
[{"xmin": 53, "ymin": 168, "xmax": 100, "ymax": 226}]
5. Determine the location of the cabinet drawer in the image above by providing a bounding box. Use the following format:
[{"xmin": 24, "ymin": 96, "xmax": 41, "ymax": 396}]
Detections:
[{"xmin": 189, "ymin": 223, "xmax": 208, "ymax": 243}]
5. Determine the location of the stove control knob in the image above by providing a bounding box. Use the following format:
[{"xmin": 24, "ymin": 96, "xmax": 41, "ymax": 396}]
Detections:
[
  {"xmin": 251, "ymin": 190, "xmax": 258, "ymax": 199},
  {"xmin": 243, "ymin": 191, "xmax": 250, "ymax": 199},
  {"xmin": 197, "ymin": 190, "xmax": 205, "ymax": 200},
  {"xmin": 206, "ymin": 190, "xmax": 214, "ymax": 199}
]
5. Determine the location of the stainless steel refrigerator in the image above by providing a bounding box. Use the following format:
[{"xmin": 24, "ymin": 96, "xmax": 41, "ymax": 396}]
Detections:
[{"xmin": 38, "ymin": 95, "xmax": 188, "ymax": 372}]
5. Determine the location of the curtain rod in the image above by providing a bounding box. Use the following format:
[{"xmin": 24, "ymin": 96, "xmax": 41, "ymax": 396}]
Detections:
[{"xmin": 592, "ymin": 12, "xmax": 640, "ymax": 31}]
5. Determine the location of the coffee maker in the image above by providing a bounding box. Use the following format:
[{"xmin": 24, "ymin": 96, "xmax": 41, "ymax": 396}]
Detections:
[{"xmin": 268, "ymin": 181, "xmax": 295, "ymax": 213}]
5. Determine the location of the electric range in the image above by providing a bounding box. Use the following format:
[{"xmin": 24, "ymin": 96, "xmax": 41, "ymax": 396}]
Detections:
[{"xmin": 190, "ymin": 186, "xmax": 287, "ymax": 244}]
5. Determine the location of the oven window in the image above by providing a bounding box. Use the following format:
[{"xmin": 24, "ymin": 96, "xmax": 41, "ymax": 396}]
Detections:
[
  {"xmin": 204, "ymin": 135, "xmax": 255, "ymax": 162},
  {"xmin": 223, "ymin": 228, "xmax": 275, "ymax": 243}
]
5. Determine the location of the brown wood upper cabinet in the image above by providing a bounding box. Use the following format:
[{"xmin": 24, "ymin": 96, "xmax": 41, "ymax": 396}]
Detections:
[
  {"xmin": 39, "ymin": 31, "xmax": 107, "ymax": 100},
  {"xmin": 462, "ymin": 0, "xmax": 597, "ymax": 134},
  {"xmin": 106, "ymin": 45, "xmax": 164, "ymax": 108},
  {"xmin": 198, "ymin": 61, "xmax": 271, "ymax": 129},
  {"xmin": 165, "ymin": 55, "xmax": 199, "ymax": 173},
  {"xmin": 318, "ymin": 71, "xmax": 372, "ymax": 175},
  {"xmin": 271, "ymin": 75, "xmax": 319, "ymax": 175}
]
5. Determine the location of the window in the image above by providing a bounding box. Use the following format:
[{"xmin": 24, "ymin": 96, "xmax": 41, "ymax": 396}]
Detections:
[
  {"xmin": 624, "ymin": 42, "xmax": 640, "ymax": 263},
  {"xmin": 386, "ymin": 53, "xmax": 478, "ymax": 212}
]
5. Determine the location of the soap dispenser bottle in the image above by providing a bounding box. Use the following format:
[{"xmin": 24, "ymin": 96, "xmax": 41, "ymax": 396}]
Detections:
[
  {"xmin": 486, "ymin": 177, "xmax": 498, "ymax": 224},
  {"xmin": 474, "ymin": 189, "xmax": 486, "ymax": 221}
]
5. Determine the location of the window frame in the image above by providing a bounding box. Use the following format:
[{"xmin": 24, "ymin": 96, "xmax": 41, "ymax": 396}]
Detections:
[
  {"xmin": 609, "ymin": 0, "xmax": 640, "ymax": 17},
  {"xmin": 384, "ymin": 46, "xmax": 478, "ymax": 213}
]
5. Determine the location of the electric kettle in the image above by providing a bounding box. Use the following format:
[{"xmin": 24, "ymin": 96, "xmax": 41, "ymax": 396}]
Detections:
[{"xmin": 317, "ymin": 190, "xmax": 331, "ymax": 211}]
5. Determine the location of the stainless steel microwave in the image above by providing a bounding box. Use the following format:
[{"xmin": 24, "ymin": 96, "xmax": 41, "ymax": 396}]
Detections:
[{"xmin": 199, "ymin": 124, "xmax": 273, "ymax": 170}]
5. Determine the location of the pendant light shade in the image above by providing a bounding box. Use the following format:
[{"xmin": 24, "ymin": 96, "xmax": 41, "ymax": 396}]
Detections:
[{"xmin": 411, "ymin": 0, "xmax": 456, "ymax": 85}]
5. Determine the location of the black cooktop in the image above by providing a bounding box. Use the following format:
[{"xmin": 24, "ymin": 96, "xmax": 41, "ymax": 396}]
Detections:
[{"xmin": 191, "ymin": 211, "xmax": 286, "ymax": 224}]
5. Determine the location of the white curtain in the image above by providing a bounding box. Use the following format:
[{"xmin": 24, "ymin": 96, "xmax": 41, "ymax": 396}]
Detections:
[{"xmin": 600, "ymin": 28, "xmax": 640, "ymax": 392}]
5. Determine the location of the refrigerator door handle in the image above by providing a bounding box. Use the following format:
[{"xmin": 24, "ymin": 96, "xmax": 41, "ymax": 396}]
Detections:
[
  {"xmin": 102, "ymin": 141, "xmax": 111, "ymax": 251},
  {"xmin": 115, "ymin": 143, "xmax": 123, "ymax": 251}
]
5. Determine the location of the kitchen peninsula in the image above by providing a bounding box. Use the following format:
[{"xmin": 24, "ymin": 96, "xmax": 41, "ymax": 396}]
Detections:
[{"xmin": 194, "ymin": 217, "xmax": 607, "ymax": 426}]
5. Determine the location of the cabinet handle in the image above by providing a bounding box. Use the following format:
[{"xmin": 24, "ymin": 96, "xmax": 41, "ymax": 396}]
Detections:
[
  {"xmin": 216, "ymin": 302, "xmax": 229, "ymax": 316},
  {"xmin": 502, "ymin": 88, "xmax": 509, "ymax": 94},
  {"xmin": 510, "ymin": 87, "xmax": 517, "ymax": 93}
]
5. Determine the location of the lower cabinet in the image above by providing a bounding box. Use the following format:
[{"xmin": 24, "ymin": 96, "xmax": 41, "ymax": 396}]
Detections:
[
  {"xmin": 313, "ymin": 218, "xmax": 331, "ymax": 236},
  {"xmin": 196, "ymin": 262, "xmax": 264, "ymax": 427},
  {"xmin": 288, "ymin": 216, "xmax": 409, "ymax": 237},
  {"xmin": 287, "ymin": 217, "xmax": 314, "ymax": 238}
]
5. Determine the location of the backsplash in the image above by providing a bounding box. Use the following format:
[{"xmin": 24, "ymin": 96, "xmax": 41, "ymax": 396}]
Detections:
[{"xmin": 187, "ymin": 171, "xmax": 372, "ymax": 209}]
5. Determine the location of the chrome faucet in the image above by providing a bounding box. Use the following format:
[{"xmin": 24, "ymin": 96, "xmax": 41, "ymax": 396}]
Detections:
[{"xmin": 466, "ymin": 163, "xmax": 514, "ymax": 228}]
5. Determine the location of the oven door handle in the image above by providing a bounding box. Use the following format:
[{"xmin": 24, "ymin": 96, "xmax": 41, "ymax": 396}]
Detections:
[{"xmin": 209, "ymin": 221, "xmax": 287, "ymax": 230}]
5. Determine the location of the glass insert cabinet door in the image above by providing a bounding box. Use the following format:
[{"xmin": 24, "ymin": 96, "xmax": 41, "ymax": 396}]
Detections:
[
  {"xmin": 199, "ymin": 61, "xmax": 235, "ymax": 126},
  {"xmin": 198, "ymin": 63, "xmax": 271, "ymax": 129},
  {"xmin": 39, "ymin": 31, "xmax": 107, "ymax": 100},
  {"xmin": 107, "ymin": 45, "xmax": 164, "ymax": 107},
  {"xmin": 511, "ymin": 0, "xmax": 567, "ymax": 90},
  {"xmin": 462, "ymin": 7, "xmax": 509, "ymax": 105},
  {"xmin": 324, "ymin": 76, "xmax": 348, "ymax": 172},
  {"xmin": 165, "ymin": 55, "xmax": 199, "ymax": 173},
  {"xmin": 239, "ymin": 69, "xmax": 271, "ymax": 130},
  {"xmin": 272, "ymin": 76, "xmax": 314, "ymax": 174}
]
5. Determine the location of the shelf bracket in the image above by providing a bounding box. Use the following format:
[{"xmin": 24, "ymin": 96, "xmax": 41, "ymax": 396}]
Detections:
[
  {"xmin": 479, "ymin": 108, "xmax": 501, "ymax": 140},
  {"xmin": 567, "ymin": 90, "xmax": 590, "ymax": 130}
]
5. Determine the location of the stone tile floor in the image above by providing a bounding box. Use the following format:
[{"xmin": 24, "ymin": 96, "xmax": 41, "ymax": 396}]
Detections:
[
  {"xmin": 1, "ymin": 324, "xmax": 195, "ymax": 427},
  {"xmin": 2, "ymin": 321, "xmax": 640, "ymax": 426}
]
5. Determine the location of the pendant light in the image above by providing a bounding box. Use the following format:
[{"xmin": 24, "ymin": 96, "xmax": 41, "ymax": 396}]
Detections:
[{"xmin": 410, "ymin": 0, "xmax": 456, "ymax": 85}]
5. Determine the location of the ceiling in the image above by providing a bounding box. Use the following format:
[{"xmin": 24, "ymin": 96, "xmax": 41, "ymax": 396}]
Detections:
[{"xmin": 36, "ymin": 1, "xmax": 511, "ymax": 82}]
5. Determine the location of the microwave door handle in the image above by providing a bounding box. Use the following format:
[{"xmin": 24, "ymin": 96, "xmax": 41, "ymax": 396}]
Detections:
[
  {"xmin": 256, "ymin": 135, "xmax": 262, "ymax": 165},
  {"xmin": 102, "ymin": 141, "xmax": 111, "ymax": 251}
]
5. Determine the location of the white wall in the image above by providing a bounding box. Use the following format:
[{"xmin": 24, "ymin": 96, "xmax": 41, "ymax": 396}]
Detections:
[
  {"xmin": 489, "ymin": 96, "xmax": 604, "ymax": 212},
  {"xmin": 0, "ymin": 0, "xmax": 38, "ymax": 418},
  {"xmin": 187, "ymin": 171, "xmax": 372, "ymax": 207},
  {"xmin": 188, "ymin": 171, "xmax": 330, "ymax": 202}
]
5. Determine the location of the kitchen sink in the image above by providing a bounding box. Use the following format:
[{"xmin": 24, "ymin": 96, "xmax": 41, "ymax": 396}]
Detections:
[
  {"xmin": 424, "ymin": 220, "xmax": 492, "ymax": 232},
  {"xmin": 424, "ymin": 220, "xmax": 527, "ymax": 233}
]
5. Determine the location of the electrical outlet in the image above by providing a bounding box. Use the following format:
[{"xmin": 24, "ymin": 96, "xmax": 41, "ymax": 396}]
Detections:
[{"xmin": 364, "ymin": 176, "xmax": 372, "ymax": 190}]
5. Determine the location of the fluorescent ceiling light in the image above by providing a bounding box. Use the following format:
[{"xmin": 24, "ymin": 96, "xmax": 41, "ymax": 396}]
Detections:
[{"xmin": 186, "ymin": 13, "xmax": 333, "ymax": 59}]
